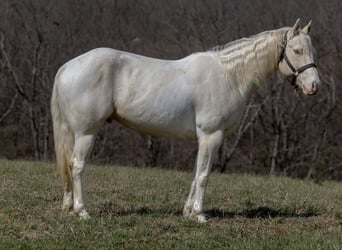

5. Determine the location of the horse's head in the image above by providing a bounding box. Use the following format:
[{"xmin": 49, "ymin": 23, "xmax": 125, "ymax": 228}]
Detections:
[{"xmin": 278, "ymin": 19, "xmax": 321, "ymax": 96}]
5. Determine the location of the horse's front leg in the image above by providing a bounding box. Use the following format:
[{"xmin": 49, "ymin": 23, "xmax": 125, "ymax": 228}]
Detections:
[{"xmin": 183, "ymin": 129, "xmax": 224, "ymax": 223}]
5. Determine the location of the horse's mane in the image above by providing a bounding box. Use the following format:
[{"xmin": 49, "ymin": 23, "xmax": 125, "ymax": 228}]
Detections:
[
  {"xmin": 208, "ymin": 28, "xmax": 287, "ymax": 52},
  {"xmin": 208, "ymin": 28, "xmax": 287, "ymax": 97},
  {"xmin": 209, "ymin": 38, "xmax": 243, "ymax": 52}
]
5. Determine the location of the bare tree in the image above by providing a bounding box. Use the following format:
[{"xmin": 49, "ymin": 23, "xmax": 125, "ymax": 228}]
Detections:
[{"xmin": 0, "ymin": 0, "xmax": 341, "ymax": 180}]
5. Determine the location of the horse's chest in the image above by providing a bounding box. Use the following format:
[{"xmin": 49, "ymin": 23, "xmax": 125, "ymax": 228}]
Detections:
[{"xmin": 196, "ymin": 92, "xmax": 246, "ymax": 134}]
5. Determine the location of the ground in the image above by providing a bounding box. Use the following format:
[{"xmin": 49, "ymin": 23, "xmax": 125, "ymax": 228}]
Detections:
[{"xmin": 0, "ymin": 160, "xmax": 341, "ymax": 249}]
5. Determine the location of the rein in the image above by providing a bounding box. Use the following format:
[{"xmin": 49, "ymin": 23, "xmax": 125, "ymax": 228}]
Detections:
[{"xmin": 278, "ymin": 31, "xmax": 317, "ymax": 86}]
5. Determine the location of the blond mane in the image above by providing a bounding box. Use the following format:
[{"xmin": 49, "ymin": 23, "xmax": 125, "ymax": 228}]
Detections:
[{"xmin": 210, "ymin": 28, "xmax": 288, "ymax": 97}]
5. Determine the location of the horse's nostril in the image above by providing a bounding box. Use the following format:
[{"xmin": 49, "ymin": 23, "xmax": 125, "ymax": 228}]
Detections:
[{"xmin": 308, "ymin": 81, "xmax": 318, "ymax": 95}]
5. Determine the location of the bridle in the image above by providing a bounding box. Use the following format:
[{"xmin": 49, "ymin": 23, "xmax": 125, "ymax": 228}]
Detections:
[{"xmin": 278, "ymin": 30, "xmax": 317, "ymax": 87}]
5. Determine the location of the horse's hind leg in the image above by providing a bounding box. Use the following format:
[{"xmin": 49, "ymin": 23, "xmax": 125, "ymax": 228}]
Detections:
[
  {"xmin": 62, "ymin": 179, "xmax": 73, "ymax": 212},
  {"xmin": 72, "ymin": 134, "xmax": 95, "ymax": 219}
]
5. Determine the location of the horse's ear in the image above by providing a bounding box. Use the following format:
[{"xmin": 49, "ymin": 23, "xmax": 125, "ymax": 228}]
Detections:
[
  {"xmin": 289, "ymin": 18, "xmax": 301, "ymax": 37},
  {"xmin": 303, "ymin": 20, "xmax": 312, "ymax": 34}
]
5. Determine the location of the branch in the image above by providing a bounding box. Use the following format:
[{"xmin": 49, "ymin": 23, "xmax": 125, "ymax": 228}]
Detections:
[
  {"xmin": 0, "ymin": 90, "xmax": 18, "ymax": 123},
  {"xmin": 0, "ymin": 31, "xmax": 30, "ymax": 102},
  {"xmin": 218, "ymin": 95, "xmax": 270, "ymax": 173}
]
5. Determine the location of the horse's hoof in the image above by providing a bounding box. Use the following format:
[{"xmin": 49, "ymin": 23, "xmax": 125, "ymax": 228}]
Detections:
[
  {"xmin": 79, "ymin": 210, "xmax": 91, "ymax": 220},
  {"xmin": 196, "ymin": 214, "xmax": 208, "ymax": 223},
  {"xmin": 183, "ymin": 211, "xmax": 208, "ymax": 223}
]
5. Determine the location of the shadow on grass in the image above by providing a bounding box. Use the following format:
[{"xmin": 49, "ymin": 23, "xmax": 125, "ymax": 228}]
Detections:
[
  {"xmin": 206, "ymin": 206, "xmax": 318, "ymax": 219},
  {"xmin": 99, "ymin": 202, "xmax": 183, "ymax": 217},
  {"xmin": 99, "ymin": 202, "xmax": 317, "ymax": 219},
  {"xmin": 116, "ymin": 207, "xmax": 183, "ymax": 216}
]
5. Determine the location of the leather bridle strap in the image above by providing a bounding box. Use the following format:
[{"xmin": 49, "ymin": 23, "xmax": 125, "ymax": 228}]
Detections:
[
  {"xmin": 283, "ymin": 53, "xmax": 317, "ymax": 86},
  {"xmin": 278, "ymin": 30, "xmax": 317, "ymax": 86}
]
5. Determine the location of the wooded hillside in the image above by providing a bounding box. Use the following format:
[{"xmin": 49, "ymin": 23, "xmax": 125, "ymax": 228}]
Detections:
[{"xmin": 0, "ymin": 0, "xmax": 341, "ymax": 180}]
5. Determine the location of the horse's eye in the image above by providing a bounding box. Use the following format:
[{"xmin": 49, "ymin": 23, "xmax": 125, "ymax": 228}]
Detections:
[{"xmin": 293, "ymin": 48, "xmax": 303, "ymax": 55}]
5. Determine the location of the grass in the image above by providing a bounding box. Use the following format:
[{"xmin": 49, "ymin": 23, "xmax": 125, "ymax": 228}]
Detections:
[{"xmin": 0, "ymin": 159, "xmax": 341, "ymax": 249}]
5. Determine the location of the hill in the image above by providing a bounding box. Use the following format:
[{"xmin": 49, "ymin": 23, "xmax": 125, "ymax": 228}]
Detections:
[{"xmin": 0, "ymin": 160, "xmax": 341, "ymax": 249}]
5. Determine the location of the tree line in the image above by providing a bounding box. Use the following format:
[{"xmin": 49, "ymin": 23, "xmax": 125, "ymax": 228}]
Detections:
[{"xmin": 0, "ymin": 0, "xmax": 341, "ymax": 180}]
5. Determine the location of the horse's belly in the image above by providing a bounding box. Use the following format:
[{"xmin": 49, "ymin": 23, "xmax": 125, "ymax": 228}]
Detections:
[
  {"xmin": 113, "ymin": 72, "xmax": 198, "ymax": 139},
  {"xmin": 112, "ymin": 107, "xmax": 197, "ymax": 139}
]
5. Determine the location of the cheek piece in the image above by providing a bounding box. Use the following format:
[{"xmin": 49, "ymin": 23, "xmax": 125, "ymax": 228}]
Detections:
[{"xmin": 278, "ymin": 31, "xmax": 317, "ymax": 87}]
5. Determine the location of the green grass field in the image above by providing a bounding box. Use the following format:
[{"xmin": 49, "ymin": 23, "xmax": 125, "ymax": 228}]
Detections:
[{"xmin": 0, "ymin": 160, "xmax": 341, "ymax": 249}]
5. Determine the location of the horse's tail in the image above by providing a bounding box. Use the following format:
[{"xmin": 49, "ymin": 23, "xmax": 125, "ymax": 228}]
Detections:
[{"xmin": 51, "ymin": 78, "xmax": 74, "ymax": 189}]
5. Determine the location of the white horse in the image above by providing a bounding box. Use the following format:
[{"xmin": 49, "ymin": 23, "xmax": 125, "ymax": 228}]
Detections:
[{"xmin": 51, "ymin": 19, "xmax": 320, "ymax": 222}]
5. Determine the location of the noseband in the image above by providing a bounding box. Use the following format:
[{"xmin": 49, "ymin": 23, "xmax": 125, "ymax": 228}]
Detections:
[{"xmin": 278, "ymin": 31, "xmax": 317, "ymax": 86}]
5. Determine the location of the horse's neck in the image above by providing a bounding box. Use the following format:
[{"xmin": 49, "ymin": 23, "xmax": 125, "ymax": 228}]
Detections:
[{"xmin": 216, "ymin": 29, "xmax": 286, "ymax": 98}]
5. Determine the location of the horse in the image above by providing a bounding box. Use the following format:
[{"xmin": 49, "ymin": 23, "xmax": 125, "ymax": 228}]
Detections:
[{"xmin": 51, "ymin": 19, "xmax": 320, "ymax": 223}]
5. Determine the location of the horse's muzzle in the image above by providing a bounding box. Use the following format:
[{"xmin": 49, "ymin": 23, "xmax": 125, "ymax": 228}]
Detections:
[{"xmin": 306, "ymin": 81, "xmax": 318, "ymax": 96}]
